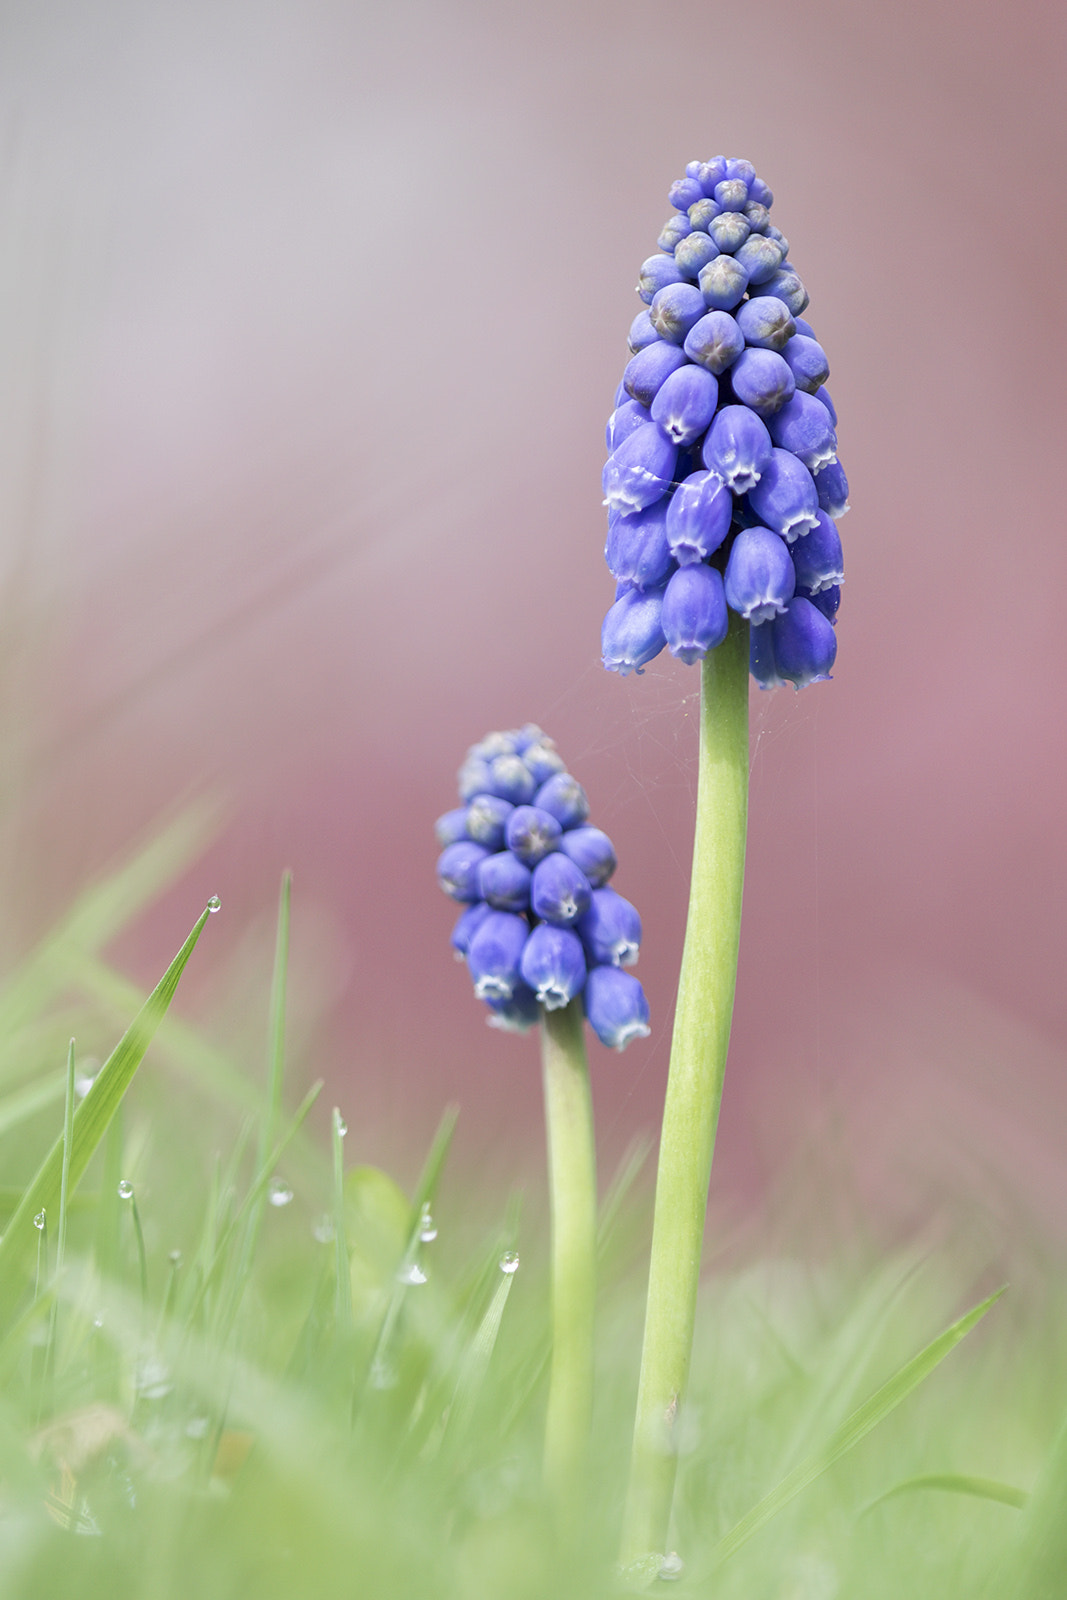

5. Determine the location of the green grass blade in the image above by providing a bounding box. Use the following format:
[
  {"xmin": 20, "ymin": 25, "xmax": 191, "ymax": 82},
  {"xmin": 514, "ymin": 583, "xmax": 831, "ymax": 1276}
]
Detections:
[
  {"xmin": 332, "ymin": 1108, "xmax": 353, "ymax": 1336},
  {"xmin": 0, "ymin": 903, "xmax": 215, "ymax": 1320},
  {"xmin": 0, "ymin": 1072, "xmax": 65, "ymax": 1138},
  {"xmin": 263, "ymin": 870, "xmax": 291, "ymax": 1155},
  {"xmin": 859, "ymin": 1473, "xmax": 1028, "ymax": 1516},
  {"xmin": 409, "ymin": 1103, "xmax": 459, "ymax": 1230},
  {"xmin": 710, "ymin": 1287, "xmax": 1006, "ymax": 1567}
]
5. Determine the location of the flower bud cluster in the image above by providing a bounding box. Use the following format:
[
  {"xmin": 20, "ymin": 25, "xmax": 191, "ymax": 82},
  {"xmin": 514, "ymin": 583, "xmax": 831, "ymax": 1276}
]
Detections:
[
  {"xmin": 602, "ymin": 157, "xmax": 849, "ymax": 690},
  {"xmin": 436, "ymin": 726, "xmax": 651, "ymax": 1049}
]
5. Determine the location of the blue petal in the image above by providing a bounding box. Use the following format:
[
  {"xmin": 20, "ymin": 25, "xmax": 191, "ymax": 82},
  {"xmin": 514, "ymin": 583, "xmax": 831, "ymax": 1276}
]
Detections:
[
  {"xmin": 519, "ymin": 924, "xmax": 587, "ymax": 1010},
  {"xmin": 584, "ymin": 967, "xmax": 651, "ymax": 1050},
  {"xmin": 662, "ymin": 564, "xmax": 729, "ymax": 663},
  {"xmin": 601, "ymin": 586, "xmax": 668, "ymax": 675}
]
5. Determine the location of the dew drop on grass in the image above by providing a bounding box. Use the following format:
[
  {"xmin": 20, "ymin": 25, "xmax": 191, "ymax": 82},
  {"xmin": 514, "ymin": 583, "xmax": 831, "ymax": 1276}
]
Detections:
[
  {"xmin": 267, "ymin": 1177, "xmax": 294, "ymax": 1208},
  {"xmin": 206, "ymin": 895, "xmax": 222, "ymax": 913},
  {"xmin": 418, "ymin": 1205, "xmax": 438, "ymax": 1242},
  {"xmin": 336, "ymin": 1116, "xmax": 348, "ymax": 1137},
  {"xmin": 33, "ymin": 1210, "xmax": 46, "ymax": 1231},
  {"xmin": 499, "ymin": 1251, "xmax": 520, "ymax": 1274},
  {"xmin": 117, "ymin": 1180, "xmax": 134, "ymax": 1200},
  {"xmin": 168, "ymin": 1249, "xmax": 183, "ymax": 1267},
  {"xmin": 311, "ymin": 1214, "xmax": 335, "ymax": 1243},
  {"xmin": 397, "ymin": 1262, "xmax": 428, "ymax": 1286}
]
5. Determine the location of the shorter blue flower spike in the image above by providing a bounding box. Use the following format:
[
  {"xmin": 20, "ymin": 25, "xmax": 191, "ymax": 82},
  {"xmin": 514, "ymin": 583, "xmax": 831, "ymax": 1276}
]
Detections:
[
  {"xmin": 746, "ymin": 448, "xmax": 820, "ymax": 540},
  {"xmin": 451, "ymin": 901, "xmax": 491, "ymax": 958},
  {"xmin": 702, "ymin": 405, "xmax": 773, "ymax": 493},
  {"xmin": 437, "ymin": 840, "xmax": 490, "ymax": 902},
  {"xmin": 559, "ymin": 826, "xmax": 617, "ymax": 887},
  {"xmin": 637, "ymin": 255, "xmax": 686, "ymax": 304},
  {"xmin": 435, "ymin": 807, "xmax": 469, "ymax": 848},
  {"xmin": 584, "ymin": 967, "xmax": 651, "ymax": 1050},
  {"xmin": 467, "ymin": 910, "xmax": 530, "ymax": 1001},
  {"xmin": 534, "ymin": 772, "xmax": 590, "ymax": 831},
  {"xmin": 505, "ymin": 804, "xmax": 562, "ymax": 865},
  {"xmin": 771, "ymin": 596, "xmax": 838, "ymax": 687},
  {"xmin": 767, "ymin": 391, "xmax": 837, "ymax": 472},
  {"xmin": 790, "ymin": 510, "xmax": 844, "ymax": 594},
  {"xmin": 662, "ymin": 564, "xmax": 729, "ymax": 663},
  {"xmin": 814, "ymin": 458, "xmax": 850, "ymax": 519},
  {"xmin": 666, "ymin": 470, "xmax": 732, "ymax": 565},
  {"xmin": 602, "ymin": 424, "xmax": 678, "ymax": 515},
  {"xmin": 601, "ymin": 586, "xmax": 667, "ymax": 675},
  {"xmin": 605, "ymin": 502, "xmax": 674, "ymax": 591},
  {"xmin": 478, "ymin": 851, "xmax": 532, "ymax": 912},
  {"xmin": 724, "ymin": 526, "xmax": 796, "ymax": 623},
  {"xmin": 520, "ymin": 923, "xmax": 587, "ymax": 1010},
  {"xmin": 577, "ymin": 887, "xmax": 642, "ymax": 967},
  {"xmin": 485, "ymin": 983, "xmax": 542, "ymax": 1034},
  {"xmin": 465, "ymin": 793, "xmax": 514, "ymax": 850},
  {"xmin": 438, "ymin": 728, "xmax": 651, "ymax": 1046},
  {"xmin": 650, "ymin": 365, "xmax": 720, "ymax": 446}
]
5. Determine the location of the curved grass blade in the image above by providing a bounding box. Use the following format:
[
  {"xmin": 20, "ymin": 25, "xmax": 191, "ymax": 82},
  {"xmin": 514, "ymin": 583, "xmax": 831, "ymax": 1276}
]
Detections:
[
  {"xmin": 0, "ymin": 903, "xmax": 216, "ymax": 1321},
  {"xmin": 859, "ymin": 1472, "xmax": 1028, "ymax": 1517},
  {"xmin": 709, "ymin": 1286, "xmax": 1005, "ymax": 1568}
]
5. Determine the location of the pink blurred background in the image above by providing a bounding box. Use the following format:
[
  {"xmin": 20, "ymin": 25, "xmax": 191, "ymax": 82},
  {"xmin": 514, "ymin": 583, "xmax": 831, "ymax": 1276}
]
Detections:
[{"xmin": 3, "ymin": 0, "xmax": 1065, "ymax": 1231}]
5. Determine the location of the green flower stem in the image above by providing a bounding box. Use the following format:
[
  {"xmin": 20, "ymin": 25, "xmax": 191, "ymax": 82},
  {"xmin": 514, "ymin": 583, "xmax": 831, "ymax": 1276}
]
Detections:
[
  {"xmin": 621, "ymin": 612, "xmax": 750, "ymax": 1565},
  {"xmin": 541, "ymin": 996, "xmax": 598, "ymax": 1513}
]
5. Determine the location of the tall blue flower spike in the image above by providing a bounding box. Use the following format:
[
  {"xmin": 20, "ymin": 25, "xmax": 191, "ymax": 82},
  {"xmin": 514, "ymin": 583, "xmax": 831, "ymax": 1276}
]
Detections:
[
  {"xmin": 602, "ymin": 157, "xmax": 848, "ymax": 689},
  {"xmin": 437, "ymin": 727, "xmax": 651, "ymax": 1048}
]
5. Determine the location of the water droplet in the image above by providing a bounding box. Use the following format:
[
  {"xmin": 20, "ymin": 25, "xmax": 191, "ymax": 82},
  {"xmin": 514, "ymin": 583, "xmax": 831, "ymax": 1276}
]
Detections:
[
  {"xmin": 267, "ymin": 1177, "xmax": 294, "ymax": 1208},
  {"xmin": 92, "ymin": 1314, "xmax": 105, "ymax": 1329},
  {"xmin": 397, "ymin": 1262, "xmax": 428, "ymax": 1286},
  {"xmin": 335, "ymin": 1115, "xmax": 347, "ymax": 1137},
  {"xmin": 206, "ymin": 895, "xmax": 222, "ymax": 913},
  {"xmin": 499, "ymin": 1251, "xmax": 520, "ymax": 1274},
  {"xmin": 168, "ymin": 1249, "xmax": 183, "ymax": 1267},
  {"xmin": 117, "ymin": 1180, "xmax": 134, "ymax": 1200},
  {"xmin": 418, "ymin": 1205, "xmax": 437, "ymax": 1243},
  {"xmin": 33, "ymin": 1210, "xmax": 46, "ymax": 1231},
  {"xmin": 659, "ymin": 1552, "xmax": 685, "ymax": 1582},
  {"xmin": 311, "ymin": 1213, "xmax": 335, "ymax": 1244}
]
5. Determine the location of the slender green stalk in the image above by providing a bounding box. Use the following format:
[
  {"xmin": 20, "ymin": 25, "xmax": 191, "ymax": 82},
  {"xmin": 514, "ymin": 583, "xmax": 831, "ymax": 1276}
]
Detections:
[
  {"xmin": 621, "ymin": 613, "xmax": 750, "ymax": 1565},
  {"xmin": 540, "ymin": 996, "xmax": 598, "ymax": 1514}
]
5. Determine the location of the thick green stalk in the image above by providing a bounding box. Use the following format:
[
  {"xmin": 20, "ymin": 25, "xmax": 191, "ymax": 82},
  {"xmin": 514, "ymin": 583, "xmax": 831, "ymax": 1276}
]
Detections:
[
  {"xmin": 541, "ymin": 996, "xmax": 598, "ymax": 1514},
  {"xmin": 621, "ymin": 613, "xmax": 750, "ymax": 1565}
]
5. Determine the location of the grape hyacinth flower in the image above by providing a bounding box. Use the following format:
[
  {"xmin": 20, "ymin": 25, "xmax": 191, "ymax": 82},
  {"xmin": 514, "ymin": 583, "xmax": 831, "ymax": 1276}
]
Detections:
[
  {"xmin": 435, "ymin": 724, "xmax": 650, "ymax": 1050},
  {"xmin": 613, "ymin": 159, "xmax": 851, "ymax": 1575},
  {"xmin": 600, "ymin": 155, "xmax": 849, "ymax": 694},
  {"xmin": 437, "ymin": 726, "xmax": 652, "ymax": 1515}
]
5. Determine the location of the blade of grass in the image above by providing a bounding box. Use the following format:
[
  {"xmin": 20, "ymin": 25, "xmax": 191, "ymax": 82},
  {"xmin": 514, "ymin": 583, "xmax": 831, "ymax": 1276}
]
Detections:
[
  {"xmin": 332, "ymin": 1108, "xmax": 353, "ymax": 1337},
  {"xmin": 0, "ymin": 902, "xmax": 215, "ymax": 1320},
  {"xmin": 708, "ymin": 1287, "xmax": 1005, "ymax": 1568},
  {"xmin": 859, "ymin": 1473, "xmax": 1028, "ymax": 1516}
]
